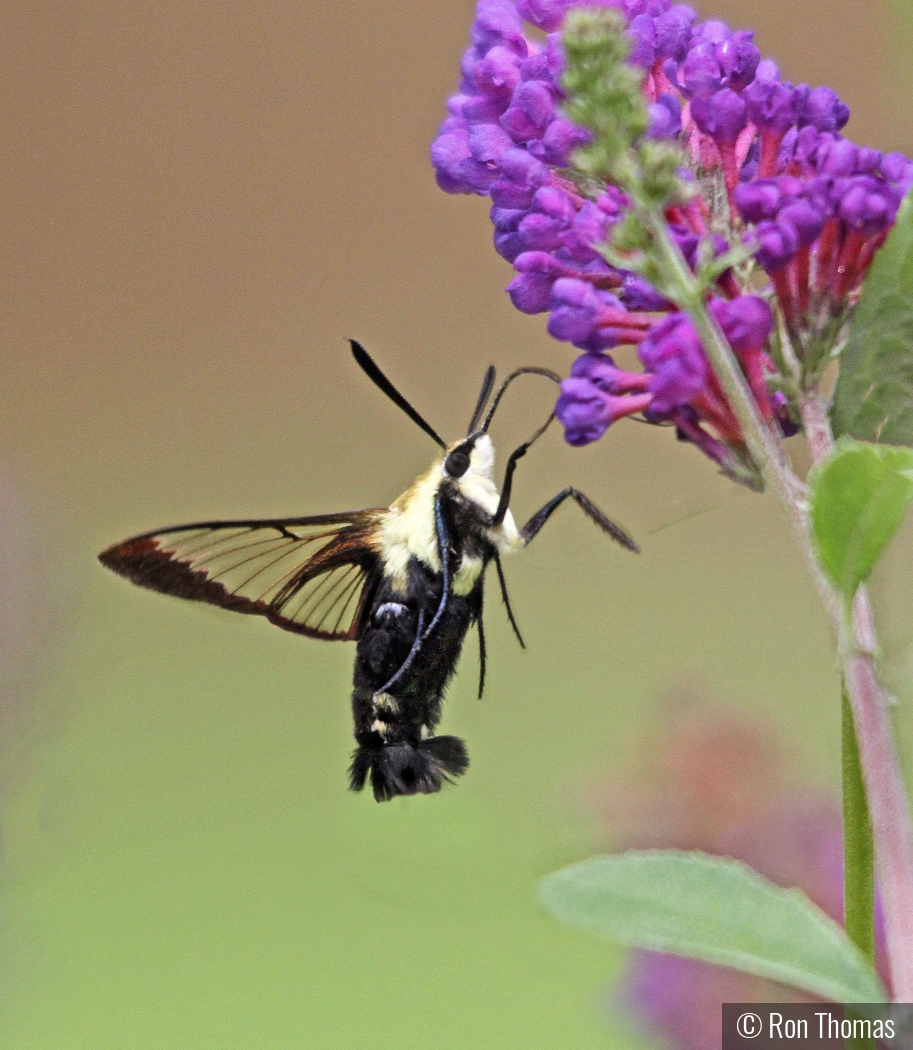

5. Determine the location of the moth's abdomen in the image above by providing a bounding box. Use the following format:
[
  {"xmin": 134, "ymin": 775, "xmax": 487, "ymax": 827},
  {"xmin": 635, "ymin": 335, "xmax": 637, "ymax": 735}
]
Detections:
[
  {"xmin": 349, "ymin": 733, "xmax": 469, "ymax": 802},
  {"xmin": 348, "ymin": 556, "xmax": 478, "ymax": 801},
  {"xmin": 348, "ymin": 685, "xmax": 471, "ymax": 801}
]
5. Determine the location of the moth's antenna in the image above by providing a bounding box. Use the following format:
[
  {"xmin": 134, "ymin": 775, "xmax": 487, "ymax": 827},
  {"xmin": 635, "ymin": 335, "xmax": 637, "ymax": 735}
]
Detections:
[
  {"xmin": 350, "ymin": 340, "xmax": 447, "ymax": 450},
  {"xmin": 467, "ymin": 365, "xmax": 496, "ymax": 436},
  {"xmin": 482, "ymin": 366, "xmax": 561, "ymax": 432}
]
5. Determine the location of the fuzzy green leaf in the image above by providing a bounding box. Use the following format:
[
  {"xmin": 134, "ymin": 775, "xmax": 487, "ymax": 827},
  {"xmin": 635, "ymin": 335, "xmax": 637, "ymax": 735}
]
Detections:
[
  {"xmin": 809, "ymin": 438, "xmax": 913, "ymax": 600},
  {"xmin": 539, "ymin": 850, "xmax": 886, "ymax": 1003},
  {"xmin": 832, "ymin": 189, "xmax": 913, "ymax": 444}
]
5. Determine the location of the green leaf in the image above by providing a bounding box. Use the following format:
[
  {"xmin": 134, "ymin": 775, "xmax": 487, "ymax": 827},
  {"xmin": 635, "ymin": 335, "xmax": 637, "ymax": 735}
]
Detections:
[
  {"xmin": 832, "ymin": 188, "xmax": 913, "ymax": 444},
  {"xmin": 809, "ymin": 438, "xmax": 913, "ymax": 601},
  {"xmin": 538, "ymin": 850, "xmax": 886, "ymax": 1004}
]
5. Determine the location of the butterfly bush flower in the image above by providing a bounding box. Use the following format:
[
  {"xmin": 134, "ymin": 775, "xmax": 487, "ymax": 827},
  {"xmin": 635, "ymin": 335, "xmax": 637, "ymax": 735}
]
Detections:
[{"xmin": 431, "ymin": 0, "xmax": 913, "ymax": 485}]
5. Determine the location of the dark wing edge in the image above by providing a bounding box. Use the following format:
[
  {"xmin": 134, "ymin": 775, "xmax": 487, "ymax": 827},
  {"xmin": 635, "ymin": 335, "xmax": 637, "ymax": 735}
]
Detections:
[{"xmin": 98, "ymin": 510, "xmax": 387, "ymax": 641}]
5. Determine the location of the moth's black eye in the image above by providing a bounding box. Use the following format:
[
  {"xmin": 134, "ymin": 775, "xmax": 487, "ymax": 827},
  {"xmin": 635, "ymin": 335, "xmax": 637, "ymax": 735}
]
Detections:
[{"xmin": 444, "ymin": 449, "xmax": 470, "ymax": 478}]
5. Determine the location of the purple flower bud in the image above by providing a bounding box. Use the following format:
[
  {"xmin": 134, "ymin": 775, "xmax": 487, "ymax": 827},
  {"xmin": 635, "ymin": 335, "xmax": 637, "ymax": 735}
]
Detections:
[
  {"xmin": 622, "ymin": 272, "xmax": 669, "ymax": 311},
  {"xmin": 778, "ymin": 198, "xmax": 826, "ymax": 246},
  {"xmin": 816, "ymin": 137, "xmax": 860, "ymax": 178},
  {"xmin": 471, "ymin": 0, "xmax": 528, "ymax": 56},
  {"xmin": 710, "ymin": 295, "xmax": 773, "ymax": 355},
  {"xmin": 431, "ymin": 126, "xmax": 473, "ymax": 193},
  {"xmin": 794, "ymin": 85, "xmax": 850, "ymax": 133},
  {"xmin": 531, "ymin": 117, "xmax": 591, "ymax": 165},
  {"xmin": 882, "ymin": 152, "xmax": 913, "ymax": 186},
  {"xmin": 489, "ymin": 147, "xmax": 548, "ymax": 208},
  {"xmin": 743, "ymin": 77, "xmax": 796, "ymax": 135},
  {"xmin": 507, "ymin": 251, "xmax": 570, "ymax": 312},
  {"xmin": 558, "ymin": 199, "xmax": 612, "ymax": 261},
  {"xmin": 735, "ymin": 179, "xmax": 782, "ymax": 223},
  {"xmin": 647, "ymin": 94, "xmax": 682, "ymax": 140},
  {"xmin": 801, "ymin": 175, "xmax": 833, "ymax": 215},
  {"xmin": 553, "ymin": 281, "xmax": 635, "ymax": 351},
  {"xmin": 715, "ymin": 30, "xmax": 760, "ymax": 92},
  {"xmin": 460, "ymin": 47, "xmax": 481, "ymax": 90},
  {"xmin": 680, "ymin": 42, "xmax": 723, "ymax": 98},
  {"xmin": 544, "ymin": 32, "xmax": 565, "ymax": 79},
  {"xmin": 515, "ymin": 210, "xmax": 565, "ymax": 251},
  {"xmin": 493, "ymin": 230, "xmax": 525, "ymax": 261},
  {"xmin": 653, "ymin": 6, "xmax": 695, "ymax": 62},
  {"xmin": 518, "ymin": 49, "xmax": 551, "ymax": 82},
  {"xmin": 880, "ymin": 154, "xmax": 913, "ymax": 203},
  {"xmin": 628, "ymin": 14, "xmax": 656, "ymax": 67},
  {"xmin": 739, "ymin": 159, "xmax": 759, "ymax": 182},
  {"xmin": 692, "ymin": 20, "xmax": 730, "ymax": 44},
  {"xmin": 791, "ymin": 125, "xmax": 824, "ymax": 170},
  {"xmin": 547, "ymin": 277, "xmax": 604, "ymax": 342},
  {"xmin": 491, "ymin": 205, "xmax": 526, "ymax": 231},
  {"xmin": 569, "ymin": 351, "xmax": 649, "ymax": 394},
  {"xmin": 691, "ymin": 88, "xmax": 748, "ymax": 146},
  {"xmin": 473, "ymin": 45, "xmax": 523, "ymax": 97},
  {"xmin": 856, "ymin": 148, "xmax": 882, "ymax": 175},
  {"xmin": 597, "ymin": 185, "xmax": 629, "ymax": 216},
  {"xmin": 556, "ymin": 356, "xmax": 654, "ymax": 445},
  {"xmin": 753, "ymin": 219, "xmax": 800, "ymax": 271},
  {"xmin": 778, "ymin": 174, "xmax": 806, "ymax": 199},
  {"xmin": 554, "ymin": 378, "xmax": 614, "ymax": 445},
  {"xmin": 669, "ymin": 225, "xmax": 699, "ymax": 268},
  {"xmin": 573, "ymin": 327, "xmax": 628, "ymax": 353},
  {"xmin": 638, "ymin": 314, "xmax": 708, "ymax": 413},
  {"xmin": 838, "ymin": 177, "xmax": 897, "ymax": 234},
  {"xmin": 500, "ymin": 79, "xmax": 556, "ymax": 141},
  {"xmin": 514, "ymin": 0, "xmax": 575, "ymax": 32},
  {"xmin": 454, "ymin": 123, "xmax": 514, "ymax": 192},
  {"xmin": 461, "ymin": 92, "xmax": 511, "ymax": 122},
  {"xmin": 468, "ymin": 122, "xmax": 513, "ymax": 163},
  {"xmin": 445, "ymin": 93, "xmax": 470, "ymax": 119},
  {"xmin": 531, "ymin": 184, "xmax": 575, "ymax": 220},
  {"xmin": 754, "ymin": 58, "xmax": 780, "ymax": 82}
]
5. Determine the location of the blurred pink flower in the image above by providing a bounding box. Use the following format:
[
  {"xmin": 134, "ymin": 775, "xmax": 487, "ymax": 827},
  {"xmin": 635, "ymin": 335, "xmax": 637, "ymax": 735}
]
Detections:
[{"xmin": 585, "ymin": 689, "xmax": 889, "ymax": 1049}]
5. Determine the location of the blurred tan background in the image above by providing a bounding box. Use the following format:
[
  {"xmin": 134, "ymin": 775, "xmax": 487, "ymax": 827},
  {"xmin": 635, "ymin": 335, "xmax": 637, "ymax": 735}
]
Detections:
[{"xmin": 1, "ymin": 1, "xmax": 912, "ymax": 1047}]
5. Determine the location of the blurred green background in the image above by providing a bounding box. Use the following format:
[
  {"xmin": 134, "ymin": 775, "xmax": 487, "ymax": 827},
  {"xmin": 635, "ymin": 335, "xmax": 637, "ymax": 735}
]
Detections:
[{"xmin": 2, "ymin": 1, "xmax": 913, "ymax": 1046}]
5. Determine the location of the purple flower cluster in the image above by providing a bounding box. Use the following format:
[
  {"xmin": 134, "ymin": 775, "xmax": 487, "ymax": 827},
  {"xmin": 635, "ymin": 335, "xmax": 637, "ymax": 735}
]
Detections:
[
  {"xmin": 735, "ymin": 140, "xmax": 912, "ymax": 339},
  {"xmin": 432, "ymin": 0, "xmax": 913, "ymax": 476},
  {"xmin": 557, "ymin": 293, "xmax": 788, "ymax": 478},
  {"xmin": 432, "ymin": 0, "xmax": 690, "ymax": 355}
]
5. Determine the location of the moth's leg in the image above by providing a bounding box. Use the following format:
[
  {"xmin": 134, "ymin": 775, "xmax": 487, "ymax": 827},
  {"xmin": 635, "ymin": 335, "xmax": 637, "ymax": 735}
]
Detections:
[
  {"xmin": 492, "ymin": 411, "xmax": 556, "ymax": 525},
  {"xmin": 493, "ymin": 550, "xmax": 524, "ymax": 649},
  {"xmin": 520, "ymin": 488, "xmax": 639, "ymax": 552},
  {"xmin": 475, "ymin": 584, "xmax": 487, "ymax": 700}
]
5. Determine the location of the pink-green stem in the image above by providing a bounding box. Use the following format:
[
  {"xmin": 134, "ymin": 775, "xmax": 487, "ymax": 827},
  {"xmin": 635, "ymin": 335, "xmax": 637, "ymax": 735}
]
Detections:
[
  {"xmin": 802, "ymin": 393, "xmax": 913, "ymax": 1000},
  {"xmin": 842, "ymin": 684, "xmax": 875, "ymax": 963}
]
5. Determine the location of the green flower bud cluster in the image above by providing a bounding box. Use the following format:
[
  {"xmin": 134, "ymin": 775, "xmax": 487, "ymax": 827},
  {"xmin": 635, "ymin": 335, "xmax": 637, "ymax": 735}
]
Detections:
[{"xmin": 561, "ymin": 8, "xmax": 686, "ymax": 211}]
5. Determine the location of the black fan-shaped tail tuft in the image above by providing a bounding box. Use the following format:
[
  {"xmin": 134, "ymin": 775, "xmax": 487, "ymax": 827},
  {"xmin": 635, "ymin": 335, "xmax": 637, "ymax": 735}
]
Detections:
[{"xmin": 349, "ymin": 736, "xmax": 469, "ymax": 802}]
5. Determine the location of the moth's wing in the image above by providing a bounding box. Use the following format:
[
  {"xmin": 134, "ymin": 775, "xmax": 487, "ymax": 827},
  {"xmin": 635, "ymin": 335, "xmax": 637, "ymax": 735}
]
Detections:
[{"xmin": 98, "ymin": 510, "xmax": 387, "ymax": 640}]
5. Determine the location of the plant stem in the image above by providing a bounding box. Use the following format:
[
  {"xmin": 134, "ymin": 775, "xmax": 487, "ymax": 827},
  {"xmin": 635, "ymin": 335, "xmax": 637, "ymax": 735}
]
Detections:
[
  {"xmin": 843, "ymin": 682, "xmax": 875, "ymax": 962},
  {"xmin": 803, "ymin": 392, "xmax": 913, "ymax": 999},
  {"xmin": 842, "ymin": 635, "xmax": 913, "ymax": 999},
  {"xmin": 648, "ymin": 213, "xmax": 913, "ymax": 998}
]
